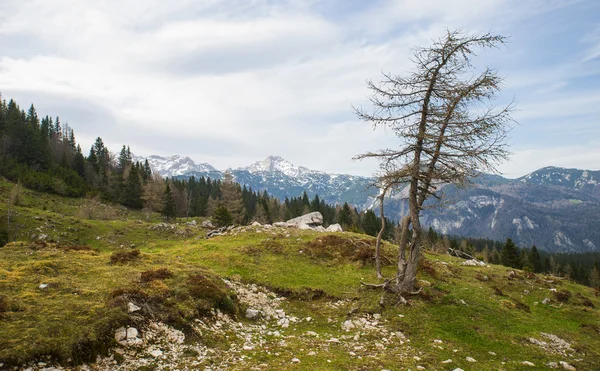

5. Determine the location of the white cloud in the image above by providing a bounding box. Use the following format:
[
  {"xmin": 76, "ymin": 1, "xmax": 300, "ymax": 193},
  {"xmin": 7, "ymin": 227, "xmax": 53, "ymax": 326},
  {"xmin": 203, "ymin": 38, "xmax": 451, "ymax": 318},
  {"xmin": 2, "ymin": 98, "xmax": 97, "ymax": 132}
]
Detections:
[{"xmin": 0, "ymin": 0, "xmax": 598, "ymax": 177}]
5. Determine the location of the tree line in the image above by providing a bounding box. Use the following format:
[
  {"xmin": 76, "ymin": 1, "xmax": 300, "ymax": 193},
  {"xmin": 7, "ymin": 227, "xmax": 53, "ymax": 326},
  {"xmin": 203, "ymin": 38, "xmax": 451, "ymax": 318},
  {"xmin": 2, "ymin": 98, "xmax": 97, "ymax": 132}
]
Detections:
[
  {"xmin": 425, "ymin": 229, "xmax": 600, "ymax": 289},
  {"xmin": 0, "ymin": 95, "xmax": 394, "ymax": 239}
]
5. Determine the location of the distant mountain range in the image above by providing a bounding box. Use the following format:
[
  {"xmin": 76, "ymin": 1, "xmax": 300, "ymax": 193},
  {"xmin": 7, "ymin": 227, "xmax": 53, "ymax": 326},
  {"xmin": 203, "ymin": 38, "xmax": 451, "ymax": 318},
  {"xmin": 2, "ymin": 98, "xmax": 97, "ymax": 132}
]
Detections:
[{"xmin": 134, "ymin": 155, "xmax": 600, "ymax": 253}]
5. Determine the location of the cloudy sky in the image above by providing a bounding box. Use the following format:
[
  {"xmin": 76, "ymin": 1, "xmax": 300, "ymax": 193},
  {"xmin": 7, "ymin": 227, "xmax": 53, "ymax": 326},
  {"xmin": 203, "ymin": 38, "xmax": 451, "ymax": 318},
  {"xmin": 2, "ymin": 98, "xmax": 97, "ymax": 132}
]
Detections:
[{"xmin": 1, "ymin": 0, "xmax": 599, "ymax": 178}]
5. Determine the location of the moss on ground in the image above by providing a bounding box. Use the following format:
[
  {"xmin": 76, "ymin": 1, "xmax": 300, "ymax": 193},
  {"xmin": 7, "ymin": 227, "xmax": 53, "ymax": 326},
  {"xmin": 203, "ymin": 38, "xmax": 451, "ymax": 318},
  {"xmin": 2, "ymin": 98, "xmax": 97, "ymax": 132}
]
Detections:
[{"xmin": 1, "ymin": 180, "xmax": 599, "ymax": 369}]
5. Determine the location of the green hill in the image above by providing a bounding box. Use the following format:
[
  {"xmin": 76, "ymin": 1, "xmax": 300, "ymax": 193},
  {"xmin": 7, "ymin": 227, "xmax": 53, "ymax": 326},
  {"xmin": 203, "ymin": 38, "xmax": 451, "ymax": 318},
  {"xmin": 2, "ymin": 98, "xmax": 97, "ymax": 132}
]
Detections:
[{"xmin": 0, "ymin": 179, "xmax": 599, "ymax": 370}]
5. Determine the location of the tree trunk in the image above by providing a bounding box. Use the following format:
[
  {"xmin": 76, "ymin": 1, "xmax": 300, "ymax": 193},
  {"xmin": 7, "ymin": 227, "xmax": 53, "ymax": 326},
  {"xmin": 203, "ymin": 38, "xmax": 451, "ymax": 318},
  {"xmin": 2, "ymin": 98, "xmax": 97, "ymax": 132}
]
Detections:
[{"xmin": 375, "ymin": 195, "xmax": 386, "ymax": 279}]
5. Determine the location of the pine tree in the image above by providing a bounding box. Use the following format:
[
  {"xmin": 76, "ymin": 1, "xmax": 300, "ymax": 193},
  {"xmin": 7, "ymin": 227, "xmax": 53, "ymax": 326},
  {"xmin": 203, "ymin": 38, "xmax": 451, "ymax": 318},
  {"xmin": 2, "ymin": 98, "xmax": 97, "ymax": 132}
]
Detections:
[
  {"xmin": 337, "ymin": 202, "xmax": 352, "ymax": 229},
  {"xmin": 528, "ymin": 245, "xmax": 542, "ymax": 273},
  {"xmin": 162, "ymin": 183, "xmax": 176, "ymax": 221},
  {"xmin": 362, "ymin": 209, "xmax": 379, "ymax": 237},
  {"xmin": 500, "ymin": 238, "xmax": 520, "ymax": 268},
  {"xmin": 590, "ymin": 266, "xmax": 600, "ymax": 290},
  {"xmin": 212, "ymin": 205, "xmax": 233, "ymax": 227},
  {"xmin": 218, "ymin": 171, "xmax": 246, "ymax": 224},
  {"xmin": 122, "ymin": 165, "xmax": 143, "ymax": 209}
]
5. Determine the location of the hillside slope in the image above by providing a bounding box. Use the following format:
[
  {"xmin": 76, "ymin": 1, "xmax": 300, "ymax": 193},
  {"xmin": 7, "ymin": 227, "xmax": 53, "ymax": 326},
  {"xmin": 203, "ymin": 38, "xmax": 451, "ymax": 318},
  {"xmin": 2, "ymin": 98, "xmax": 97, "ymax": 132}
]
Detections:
[{"xmin": 1, "ymin": 181, "xmax": 599, "ymax": 370}]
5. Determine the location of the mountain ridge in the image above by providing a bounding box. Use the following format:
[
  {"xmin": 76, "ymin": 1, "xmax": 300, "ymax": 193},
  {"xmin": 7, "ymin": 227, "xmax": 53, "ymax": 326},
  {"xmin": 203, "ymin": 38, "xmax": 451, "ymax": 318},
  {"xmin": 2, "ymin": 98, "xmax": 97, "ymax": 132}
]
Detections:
[{"xmin": 134, "ymin": 154, "xmax": 600, "ymax": 253}]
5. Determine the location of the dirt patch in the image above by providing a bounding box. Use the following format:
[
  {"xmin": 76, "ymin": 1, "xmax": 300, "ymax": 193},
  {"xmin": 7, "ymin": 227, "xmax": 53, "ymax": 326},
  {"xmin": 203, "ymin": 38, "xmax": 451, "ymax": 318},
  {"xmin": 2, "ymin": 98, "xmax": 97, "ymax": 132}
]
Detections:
[
  {"xmin": 554, "ymin": 289, "xmax": 572, "ymax": 303},
  {"xmin": 110, "ymin": 249, "xmax": 141, "ymax": 264},
  {"xmin": 141, "ymin": 268, "xmax": 173, "ymax": 283},
  {"xmin": 272, "ymin": 286, "xmax": 329, "ymax": 301},
  {"xmin": 304, "ymin": 235, "xmax": 391, "ymax": 266}
]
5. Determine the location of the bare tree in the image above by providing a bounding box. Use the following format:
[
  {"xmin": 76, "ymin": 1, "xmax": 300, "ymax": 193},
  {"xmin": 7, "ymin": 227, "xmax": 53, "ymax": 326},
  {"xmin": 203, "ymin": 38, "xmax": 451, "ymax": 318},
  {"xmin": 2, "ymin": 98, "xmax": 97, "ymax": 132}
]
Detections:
[{"xmin": 355, "ymin": 30, "xmax": 515, "ymax": 294}]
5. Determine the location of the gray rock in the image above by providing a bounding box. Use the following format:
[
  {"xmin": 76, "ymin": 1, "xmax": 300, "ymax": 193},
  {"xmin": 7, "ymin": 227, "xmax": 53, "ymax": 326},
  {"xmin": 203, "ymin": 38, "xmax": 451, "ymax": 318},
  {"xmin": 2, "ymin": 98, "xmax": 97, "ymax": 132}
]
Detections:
[
  {"xmin": 246, "ymin": 308, "xmax": 261, "ymax": 320},
  {"xmin": 39, "ymin": 283, "xmax": 49, "ymax": 290},
  {"xmin": 461, "ymin": 259, "xmax": 486, "ymax": 266},
  {"xmin": 559, "ymin": 361, "xmax": 576, "ymax": 370},
  {"xmin": 115, "ymin": 327, "xmax": 127, "ymax": 342},
  {"xmin": 522, "ymin": 361, "xmax": 535, "ymax": 366},
  {"xmin": 325, "ymin": 223, "xmax": 343, "ymax": 232},
  {"xmin": 126, "ymin": 327, "xmax": 139, "ymax": 339},
  {"xmin": 201, "ymin": 220, "xmax": 214, "ymax": 228},
  {"xmin": 251, "ymin": 221, "xmax": 262, "ymax": 226},
  {"xmin": 149, "ymin": 349, "xmax": 163, "ymax": 358},
  {"xmin": 286, "ymin": 212, "xmax": 323, "ymax": 227},
  {"xmin": 273, "ymin": 222, "xmax": 292, "ymax": 228},
  {"xmin": 128, "ymin": 302, "xmax": 141, "ymax": 313},
  {"xmin": 542, "ymin": 298, "xmax": 551, "ymax": 304}
]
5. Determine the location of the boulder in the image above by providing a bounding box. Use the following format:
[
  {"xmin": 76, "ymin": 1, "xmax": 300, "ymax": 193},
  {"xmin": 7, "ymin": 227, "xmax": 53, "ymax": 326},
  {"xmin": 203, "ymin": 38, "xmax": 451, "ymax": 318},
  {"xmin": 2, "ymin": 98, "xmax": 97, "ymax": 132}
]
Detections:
[
  {"xmin": 273, "ymin": 222, "xmax": 293, "ymax": 228},
  {"xmin": 201, "ymin": 220, "xmax": 215, "ymax": 229},
  {"xmin": 128, "ymin": 302, "xmax": 141, "ymax": 313},
  {"xmin": 325, "ymin": 224, "xmax": 343, "ymax": 232},
  {"xmin": 461, "ymin": 259, "xmax": 486, "ymax": 267},
  {"xmin": 286, "ymin": 212, "xmax": 323, "ymax": 227},
  {"xmin": 246, "ymin": 308, "xmax": 261, "ymax": 320},
  {"xmin": 251, "ymin": 221, "xmax": 262, "ymax": 227}
]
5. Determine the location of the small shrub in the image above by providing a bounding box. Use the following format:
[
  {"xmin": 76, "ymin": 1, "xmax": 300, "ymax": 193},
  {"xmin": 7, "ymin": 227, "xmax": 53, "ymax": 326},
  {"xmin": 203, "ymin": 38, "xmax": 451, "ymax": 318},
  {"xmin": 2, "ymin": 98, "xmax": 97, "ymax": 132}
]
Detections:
[
  {"xmin": 141, "ymin": 268, "xmax": 173, "ymax": 283},
  {"xmin": 575, "ymin": 293, "xmax": 595, "ymax": 308},
  {"xmin": 109, "ymin": 249, "xmax": 141, "ymax": 264},
  {"xmin": 187, "ymin": 274, "xmax": 238, "ymax": 315},
  {"xmin": 554, "ymin": 289, "xmax": 572, "ymax": 303}
]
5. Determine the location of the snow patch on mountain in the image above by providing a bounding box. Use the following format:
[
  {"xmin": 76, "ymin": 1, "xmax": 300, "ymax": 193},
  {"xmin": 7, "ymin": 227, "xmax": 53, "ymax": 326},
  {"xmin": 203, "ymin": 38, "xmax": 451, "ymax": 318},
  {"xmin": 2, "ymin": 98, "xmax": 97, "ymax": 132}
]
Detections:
[
  {"xmin": 242, "ymin": 156, "xmax": 316, "ymax": 178},
  {"xmin": 133, "ymin": 155, "xmax": 217, "ymax": 177}
]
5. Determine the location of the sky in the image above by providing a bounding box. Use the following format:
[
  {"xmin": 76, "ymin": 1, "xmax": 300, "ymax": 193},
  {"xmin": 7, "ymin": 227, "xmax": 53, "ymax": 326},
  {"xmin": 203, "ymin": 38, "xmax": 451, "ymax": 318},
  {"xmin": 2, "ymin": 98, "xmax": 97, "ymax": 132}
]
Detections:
[{"xmin": 0, "ymin": 0, "xmax": 599, "ymax": 178}]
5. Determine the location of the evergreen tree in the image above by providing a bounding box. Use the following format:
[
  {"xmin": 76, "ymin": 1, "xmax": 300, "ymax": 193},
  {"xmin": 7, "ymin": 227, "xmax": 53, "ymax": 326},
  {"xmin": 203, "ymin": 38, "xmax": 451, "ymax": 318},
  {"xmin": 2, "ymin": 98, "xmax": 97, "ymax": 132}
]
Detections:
[
  {"xmin": 122, "ymin": 165, "xmax": 143, "ymax": 209},
  {"xmin": 162, "ymin": 183, "xmax": 176, "ymax": 221},
  {"xmin": 337, "ymin": 202, "xmax": 352, "ymax": 229},
  {"xmin": 218, "ymin": 171, "xmax": 246, "ymax": 224},
  {"xmin": 212, "ymin": 205, "xmax": 233, "ymax": 227},
  {"xmin": 501, "ymin": 238, "xmax": 520, "ymax": 268},
  {"xmin": 362, "ymin": 209, "xmax": 379, "ymax": 237},
  {"xmin": 590, "ymin": 266, "xmax": 600, "ymax": 290},
  {"xmin": 528, "ymin": 245, "xmax": 542, "ymax": 273}
]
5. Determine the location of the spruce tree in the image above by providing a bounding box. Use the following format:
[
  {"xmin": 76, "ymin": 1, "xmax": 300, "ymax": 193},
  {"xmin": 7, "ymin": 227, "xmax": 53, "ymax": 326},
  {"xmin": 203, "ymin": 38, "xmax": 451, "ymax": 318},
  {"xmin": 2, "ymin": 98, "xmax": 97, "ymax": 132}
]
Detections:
[
  {"xmin": 500, "ymin": 238, "xmax": 520, "ymax": 268},
  {"xmin": 162, "ymin": 183, "xmax": 176, "ymax": 221},
  {"xmin": 528, "ymin": 245, "xmax": 542, "ymax": 273},
  {"xmin": 362, "ymin": 209, "xmax": 379, "ymax": 237},
  {"xmin": 212, "ymin": 205, "xmax": 233, "ymax": 227},
  {"xmin": 122, "ymin": 165, "xmax": 143, "ymax": 209},
  {"xmin": 337, "ymin": 202, "xmax": 352, "ymax": 228},
  {"xmin": 218, "ymin": 171, "xmax": 246, "ymax": 224}
]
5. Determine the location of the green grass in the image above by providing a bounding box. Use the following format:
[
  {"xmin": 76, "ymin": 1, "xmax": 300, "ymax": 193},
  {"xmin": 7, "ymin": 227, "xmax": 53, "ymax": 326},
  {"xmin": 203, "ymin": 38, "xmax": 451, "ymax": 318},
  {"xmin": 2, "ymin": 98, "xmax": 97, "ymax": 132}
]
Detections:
[{"xmin": 1, "ymin": 179, "xmax": 599, "ymax": 369}]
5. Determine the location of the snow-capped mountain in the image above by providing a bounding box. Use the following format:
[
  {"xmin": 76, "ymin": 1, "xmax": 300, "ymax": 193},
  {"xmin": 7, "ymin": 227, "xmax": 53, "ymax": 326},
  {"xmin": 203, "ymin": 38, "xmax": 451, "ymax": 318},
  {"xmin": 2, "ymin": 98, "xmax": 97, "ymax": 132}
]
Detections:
[
  {"xmin": 135, "ymin": 154, "xmax": 600, "ymax": 253},
  {"xmin": 133, "ymin": 155, "xmax": 219, "ymax": 178},
  {"xmin": 241, "ymin": 156, "xmax": 314, "ymax": 178}
]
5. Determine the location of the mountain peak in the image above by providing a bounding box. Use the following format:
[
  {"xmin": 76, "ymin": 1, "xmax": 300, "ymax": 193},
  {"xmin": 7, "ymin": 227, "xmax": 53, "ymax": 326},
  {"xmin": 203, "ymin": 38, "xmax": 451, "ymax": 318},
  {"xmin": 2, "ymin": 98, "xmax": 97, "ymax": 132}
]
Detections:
[{"xmin": 243, "ymin": 155, "xmax": 313, "ymax": 177}]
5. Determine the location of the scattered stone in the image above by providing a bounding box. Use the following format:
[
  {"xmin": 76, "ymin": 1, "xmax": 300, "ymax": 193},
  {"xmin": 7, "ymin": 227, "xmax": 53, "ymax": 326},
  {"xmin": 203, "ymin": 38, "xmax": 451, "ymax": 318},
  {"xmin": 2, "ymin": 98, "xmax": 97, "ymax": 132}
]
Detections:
[
  {"xmin": 488, "ymin": 351, "xmax": 497, "ymax": 356},
  {"xmin": 442, "ymin": 359, "xmax": 453, "ymax": 364},
  {"xmin": 307, "ymin": 351, "xmax": 317, "ymax": 356},
  {"xmin": 325, "ymin": 223, "xmax": 343, "ymax": 232},
  {"xmin": 452, "ymin": 369, "xmax": 465, "ymax": 371},
  {"xmin": 150, "ymin": 349, "xmax": 163, "ymax": 358},
  {"xmin": 466, "ymin": 356, "xmax": 477, "ymax": 362},
  {"xmin": 559, "ymin": 361, "xmax": 576, "ymax": 370},
  {"xmin": 39, "ymin": 283, "xmax": 49, "ymax": 290},
  {"xmin": 201, "ymin": 220, "xmax": 215, "ymax": 229},
  {"xmin": 547, "ymin": 362, "xmax": 559, "ymax": 368},
  {"xmin": 461, "ymin": 259, "xmax": 486, "ymax": 266},
  {"xmin": 328, "ymin": 337, "xmax": 340, "ymax": 343},
  {"xmin": 413, "ymin": 356, "xmax": 422, "ymax": 361},
  {"xmin": 460, "ymin": 299, "xmax": 467, "ymax": 306},
  {"xmin": 186, "ymin": 220, "xmax": 197, "ymax": 226},
  {"xmin": 128, "ymin": 302, "xmax": 141, "ymax": 313},
  {"xmin": 246, "ymin": 308, "xmax": 261, "ymax": 320},
  {"xmin": 416, "ymin": 366, "xmax": 425, "ymax": 370},
  {"xmin": 522, "ymin": 361, "xmax": 535, "ymax": 366},
  {"xmin": 342, "ymin": 320, "xmax": 356, "ymax": 331},
  {"xmin": 251, "ymin": 221, "xmax": 261, "ymax": 227},
  {"xmin": 291, "ymin": 358, "xmax": 300, "ymax": 364},
  {"xmin": 542, "ymin": 298, "xmax": 551, "ymax": 305},
  {"xmin": 126, "ymin": 327, "xmax": 139, "ymax": 340}
]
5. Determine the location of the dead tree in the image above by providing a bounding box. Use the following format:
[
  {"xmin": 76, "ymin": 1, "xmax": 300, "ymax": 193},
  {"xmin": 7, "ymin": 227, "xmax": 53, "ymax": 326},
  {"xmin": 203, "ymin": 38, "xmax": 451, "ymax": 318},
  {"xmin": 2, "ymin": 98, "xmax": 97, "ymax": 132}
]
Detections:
[{"xmin": 354, "ymin": 30, "xmax": 515, "ymax": 294}]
